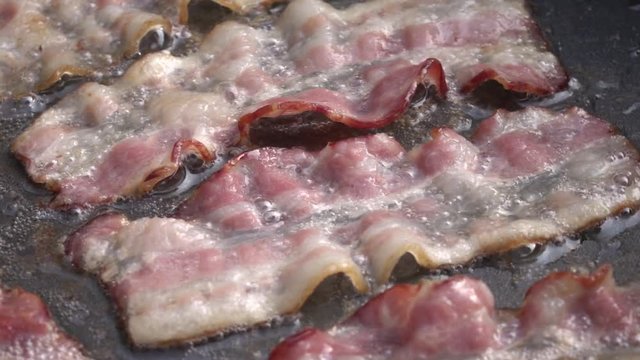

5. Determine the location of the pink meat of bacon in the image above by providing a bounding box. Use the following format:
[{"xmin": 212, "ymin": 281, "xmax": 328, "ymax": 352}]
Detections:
[
  {"xmin": 0, "ymin": 287, "xmax": 87, "ymax": 360},
  {"xmin": 270, "ymin": 265, "xmax": 640, "ymax": 359},
  {"xmin": 13, "ymin": 0, "xmax": 566, "ymax": 207},
  {"xmin": 64, "ymin": 107, "xmax": 640, "ymax": 347}
]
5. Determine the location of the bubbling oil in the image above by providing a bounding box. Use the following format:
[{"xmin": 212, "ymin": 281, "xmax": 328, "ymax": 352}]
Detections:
[{"xmin": 0, "ymin": 1, "xmax": 639, "ymax": 359}]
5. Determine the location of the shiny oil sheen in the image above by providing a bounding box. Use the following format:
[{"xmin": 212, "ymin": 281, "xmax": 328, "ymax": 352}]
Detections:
[{"xmin": 0, "ymin": 0, "xmax": 639, "ymax": 359}]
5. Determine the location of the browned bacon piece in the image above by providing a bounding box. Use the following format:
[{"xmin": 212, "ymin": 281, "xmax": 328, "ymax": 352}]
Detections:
[
  {"xmin": 13, "ymin": 0, "xmax": 566, "ymax": 207},
  {"xmin": 239, "ymin": 58, "xmax": 447, "ymax": 134},
  {"xmin": 270, "ymin": 265, "xmax": 640, "ymax": 359},
  {"xmin": 0, "ymin": 287, "xmax": 88, "ymax": 359},
  {"xmin": 64, "ymin": 107, "xmax": 640, "ymax": 347}
]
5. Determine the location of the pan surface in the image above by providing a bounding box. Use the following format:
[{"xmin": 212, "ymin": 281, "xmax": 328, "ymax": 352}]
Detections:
[{"xmin": 0, "ymin": 0, "xmax": 639, "ymax": 359}]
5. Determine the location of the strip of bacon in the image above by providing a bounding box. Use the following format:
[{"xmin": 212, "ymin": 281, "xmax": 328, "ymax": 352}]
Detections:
[
  {"xmin": 0, "ymin": 0, "xmax": 175, "ymax": 98},
  {"xmin": 270, "ymin": 265, "xmax": 640, "ymax": 359},
  {"xmin": 240, "ymin": 0, "xmax": 567, "ymax": 129},
  {"xmin": 182, "ymin": 107, "xmax": 639, "ymax": 280},
  {"xmin": 0, "ymin": 287, "xmax": 88, "ymax": 359},
  {"xmin": 271, "ymin": 276, "xmax": 498, "ymax": 359},
  {"xmin": 65, "ymin": 107, "xmax": 640, "ymax": 347},
  {"xmin": 65, "ymin": 213, "xmax": 368, "ymax": 347},
  {"xmin": 240, "ymin": 0, "xmax": 569, "ymax": 137},
  {"xmin": 239, "ymin": 58, "xmax": 446, "ymax": 133},
  {"xmin": 13, "ymin": 0, "xmax": 565, "ymax": 207}
]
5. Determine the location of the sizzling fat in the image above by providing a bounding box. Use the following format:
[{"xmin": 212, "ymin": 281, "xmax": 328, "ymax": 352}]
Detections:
[
  {"xmin": 13, "ymin": 0, "xmax": 566, "ymax": 207},
  {"xmin": 66, "ymin": 107, "xmax": 640, "ymax": 347}
]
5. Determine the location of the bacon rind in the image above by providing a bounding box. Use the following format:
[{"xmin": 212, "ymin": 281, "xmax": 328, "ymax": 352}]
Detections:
[
  {"xmin": 0, "ymin": 287, "xmax": 88, "ymax": 359},
  {"xmin": 270, "ymin": 265, "xmax": 640, "ymax": 359},
  {"xmin": 65, "ymin": 107, "xmax": 640, "ymax": 347}
]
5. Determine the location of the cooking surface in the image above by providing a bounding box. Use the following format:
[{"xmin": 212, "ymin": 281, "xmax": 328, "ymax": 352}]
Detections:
[{"xmin": 1, "ymin": 1, "xmax": 639, "ymax": 359}]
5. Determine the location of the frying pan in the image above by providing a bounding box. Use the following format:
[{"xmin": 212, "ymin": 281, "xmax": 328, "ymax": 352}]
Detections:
[{"xmin": 1, "ymin": 0, "xmax": 640, "ymax": 359}]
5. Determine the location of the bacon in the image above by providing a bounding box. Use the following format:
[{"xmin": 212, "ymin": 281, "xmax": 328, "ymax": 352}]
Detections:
[
  {"xmin": 519, "ymin": 265, "xmax": 635, "ymax": 337},
  {"xmin": 239, "ymin": 58, "xmax": 447, "ymax": 134},
  {"xmin": 0, "ymin": 287, "xmax": 88, "ymax": 359},
  {"xmin": 270, "ymin": 265, "xmax": 640, "ymax": 359},
  {"xmin": 0, "ymin": 0, "xmax": 174, "ymax": 98},
  {"xmin": 13, "ymin": 0, "xmax": 566, "ymax": 207},
  {"xmin": 270, "ymin": 277, "xmax": 498, "ymax": 360},
  {"xmin": 65, "ymin": 214, "xmax": 368, "ymax": 347},
  {"xmin": 65, "ymin": 106, "xmax": 640, "ymax": 347}
]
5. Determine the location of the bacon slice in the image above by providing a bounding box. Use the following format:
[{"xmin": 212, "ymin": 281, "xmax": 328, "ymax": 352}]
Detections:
[
  {"xmin": 240, "ymin": 0, "xmax": 568, "ymax": 136},
  {"xmin": 65, "ymin": 107, "xmax": 640, "ymax": 347},
  {"xmin": 65, "ymin": 213, "xmax": 368, "ymax": 347},
  {"xmin": 0, "ymin": 0, "xmax": 174, "ymax": 98},
  {"xmin": 13, "ymin": 0, "xmax": 565, "ymax": 207},
  {"xmin": 271, "ymin": 276, "xmax": 499, "ymax": 359},
  {"xmin": 241, "ymin": 0, "xmax": 567, "ymax": 116},
  {"xmin": 270, "ymin": 265, "xmax": 640, "ymax": 359},
  {"xmin": 239, "ymin": 58, "xmax": 447, "ymax": 134},
  {"xmin": 0, "ymin": 287, "xmax": 88, "ymax": 359}
]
